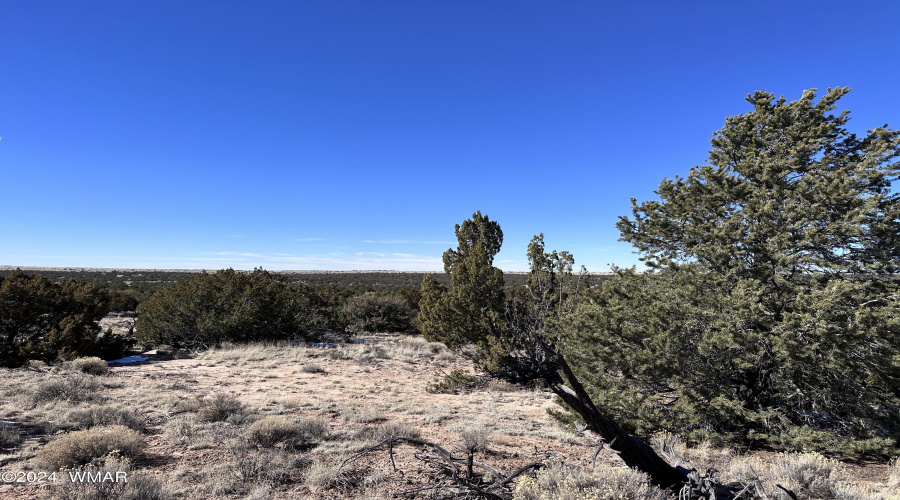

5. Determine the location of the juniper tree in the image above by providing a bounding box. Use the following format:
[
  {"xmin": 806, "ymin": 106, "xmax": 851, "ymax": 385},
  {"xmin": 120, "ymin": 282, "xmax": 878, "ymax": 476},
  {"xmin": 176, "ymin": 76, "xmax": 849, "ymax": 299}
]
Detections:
[{"xmin": 564, "ymin": 87, "xmax": 900, "ymax": 451}]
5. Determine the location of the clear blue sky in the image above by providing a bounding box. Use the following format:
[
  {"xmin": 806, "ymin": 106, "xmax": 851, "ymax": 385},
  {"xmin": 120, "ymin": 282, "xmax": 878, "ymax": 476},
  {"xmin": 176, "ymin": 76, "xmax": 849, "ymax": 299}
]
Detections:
[{"xmin": 2, "ymin": 1, "xmax": 898, "ymax": 271}]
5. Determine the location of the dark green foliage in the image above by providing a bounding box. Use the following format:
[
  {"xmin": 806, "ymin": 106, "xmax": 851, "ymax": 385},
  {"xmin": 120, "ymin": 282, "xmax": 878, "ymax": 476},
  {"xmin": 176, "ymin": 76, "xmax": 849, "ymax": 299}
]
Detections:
[
  {"xmin": 0, "ymin": 270, "xmax": 125, "ymax": 367},
  {"xmin": 135, "ymin": 268, "xmax": 310, "ymax": 349},
  {"xmin": 418, "ymin": 211, "xmax": 515, "ymax": 374},
  {"xmin": 564, "ymin": 88, "xmax": 900, "ymax": 452},
  {"xmin": 340, "ymin": 291, "xmax": 418, "ymax": 334}
]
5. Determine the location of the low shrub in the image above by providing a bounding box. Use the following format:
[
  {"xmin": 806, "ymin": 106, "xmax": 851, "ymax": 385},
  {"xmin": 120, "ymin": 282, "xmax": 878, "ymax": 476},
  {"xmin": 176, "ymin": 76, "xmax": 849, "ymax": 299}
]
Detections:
[
  {"xmin": 67, "ymin": 405, "xmax": 145, "ymax": 432},
  {"xmin": 244, "ymin": 416, "xmax": 327, "ymax": 448},
  {"xmin": 766, "ymin": 452, "xmax": 850, "ymax": 500},
  {"xmin": 304, "ymin": 455, "xmax": 364, "ymax": 492},
  {"xmin": 31, "ymin": 375, "xmax": 103, "ymax": 404},
  {"xmin": 196, "ymin": 394, "xmax": 244, "ymax": 422},
  {"xmin": 425, "ymin": 369, "xmax": 482, "ymax": 394},
  {"xmin": 64, "ymin": 356, "xmax": 109, "ymax": 375},
  {"xmin": 458, "ymin": 423, "xmax": 492, "ymax": 453},
  {"xmin": 300, "ymin": 363, "xmax": 326, "ymax": 374},
  {"xmin": 513, "ymin": 460, "xmax": 670, "ymax": 500},
  {"xmin": 37, "ymin": 425, "xmax": 145, "ymax": 469}
]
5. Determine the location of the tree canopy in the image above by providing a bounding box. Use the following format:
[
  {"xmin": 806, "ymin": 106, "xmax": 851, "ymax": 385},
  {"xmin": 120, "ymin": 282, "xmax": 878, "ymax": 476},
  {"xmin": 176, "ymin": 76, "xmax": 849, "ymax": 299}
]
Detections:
[
  {"xmin": 0, "ymin": 269, "xmax": 124, "ymax": 367},
  {"xmin": 565, "ymin": 88, "xmax": 900, "ymax": 452}
]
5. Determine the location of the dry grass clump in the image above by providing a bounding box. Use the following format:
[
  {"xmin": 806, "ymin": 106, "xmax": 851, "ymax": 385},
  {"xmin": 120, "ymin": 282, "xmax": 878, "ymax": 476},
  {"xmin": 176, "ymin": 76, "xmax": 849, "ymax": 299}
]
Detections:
[
  {"xmin": 513, "ymin": 460, "xmax": 671, "ymax": 500},
  {"xmin": 305, "ymin": 454, "xmax": 365, "ymax": 492},
  {"xmin": 67, "ymin": 404, "xmax": 145, "ymax": 432},
  {"xmin": 300, "ymin": 362, "xmax": 326, "ymax": 374},
  {"xmin": 163, "ymin": 415, "xmax": 199, "ymax": 445},
  {"xmin": 46, "ymin": 455, "xmax": 168, "ymax": 500},
  {"xmin": 340, "ymin": 403, "xmax": 387, "ymax": 424},
  {"xmin": 63, "ymin": 356, "xmax": 110, "ymax": 375},
  {"xmin": 244, "ymin": 415, "xmax": 328, "ymax": 448},
  {"xmin": 888, "ymin": 458, "xmax": 900, "ymax": 490},
  {"xmin": 196, "ymin": 393, "xmax": 244, "ymax": 422},
  {"xmin": 228, "ymin": 444, "xmax": 300, "ymax": 488},
  {"xmin": 31, "ymin": 374, "xmax": 103, "ymax": 404},
  {"xmin": 36, "ymin": 425, "xmax": 145, "ymax": 469},
  {"xmin": 354, "ymin": 421, "xmax": 421, "ymax": 444},
  {"xmin": 751, "ymin": 452, "xmax": 893, "ymax": 500}
]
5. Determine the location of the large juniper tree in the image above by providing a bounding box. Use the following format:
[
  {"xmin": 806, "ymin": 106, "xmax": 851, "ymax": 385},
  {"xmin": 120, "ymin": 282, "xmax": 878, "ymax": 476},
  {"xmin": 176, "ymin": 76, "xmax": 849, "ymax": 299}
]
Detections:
[{"xmin": 567, "ymin": 87, "xmax": 900, "ymax": 451}]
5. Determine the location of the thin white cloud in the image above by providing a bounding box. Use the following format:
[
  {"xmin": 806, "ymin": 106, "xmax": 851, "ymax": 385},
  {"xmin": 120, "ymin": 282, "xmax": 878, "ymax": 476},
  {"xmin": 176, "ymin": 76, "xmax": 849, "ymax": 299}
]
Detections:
[
  {"xmin": 292, "ymin": 237, "xmax": 324, "ymax": 242},
  {"xmin": 363, "ymin": 239, "xmax": 455, "ymax": 245}
]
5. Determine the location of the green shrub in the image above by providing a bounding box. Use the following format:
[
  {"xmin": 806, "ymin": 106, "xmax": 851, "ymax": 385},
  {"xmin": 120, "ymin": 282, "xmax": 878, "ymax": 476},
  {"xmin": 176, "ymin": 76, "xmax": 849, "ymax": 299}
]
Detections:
[
  {"xmin": 64, "ymin": 356, "xmax": 109, "ymax": 375},
  {"xmin": 0, "ymin": 270, "xmax": 126, "ymax": 367},
  {"xmin": 37, "ymin": 425, "xmax": 145, "ymax": 469},
  {"xmin": 425, "ymin": 369, "xmax": 482, "ymax": 394},
  {"xmin": 135, "ymin": 268, "xmax": 308, "ymax": 349},
  {"xmin": 340, "ymin": 292, "xmax": 418, "ymax": 334},
  {"xmin": 513, "ymin": 461, "xmax": 671, "ymax": 500}
]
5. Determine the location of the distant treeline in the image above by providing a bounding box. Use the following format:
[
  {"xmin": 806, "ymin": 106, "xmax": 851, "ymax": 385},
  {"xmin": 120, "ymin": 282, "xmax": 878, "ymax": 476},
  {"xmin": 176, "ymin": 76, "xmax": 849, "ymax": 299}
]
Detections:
[{"xmin": 0, "ymin": 267, "xmax": 611, "ymax": 310}]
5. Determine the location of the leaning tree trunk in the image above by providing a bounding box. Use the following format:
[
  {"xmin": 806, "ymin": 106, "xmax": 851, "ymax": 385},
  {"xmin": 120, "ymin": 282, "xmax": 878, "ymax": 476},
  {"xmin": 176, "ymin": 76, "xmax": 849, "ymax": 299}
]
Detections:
[{"xmin": 536, "ymin": 335, "xmax": 687, "ymax": 491}]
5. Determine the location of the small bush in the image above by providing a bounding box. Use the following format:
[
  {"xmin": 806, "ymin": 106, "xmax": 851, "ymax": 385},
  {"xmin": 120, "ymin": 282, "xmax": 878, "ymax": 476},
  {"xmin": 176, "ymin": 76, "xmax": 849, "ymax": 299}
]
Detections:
[
  {"xmin": 425, "ymin": 369, "xmax": 482, "ymax": 394},
  {"xmin": 244, "ymin": 416, "xmax": 327, "ymax": 448},
  {"xmin": 31, "ymin": 375, "xmax": 103, "ymax": 404},
  {"xmin": 64, "ymin": 356, "xmax": 110, "ymax": 375},
  {"xmin": 458, "ymin": 423, "xmax": 492, "ymax": 453},
  {"xmin": 37, "ymin": 425, "xmax": 145, "ymax": 469},
  {"xmin": 46, "ymin": 455, "xmax": 168, "ymax": 500},
  {"xmin": 67, "ymin": 405, "xmax": 145, "ymax": 432},
  {"xmin": 228, "ymin": 444, "xmax": 298, "ymax": 488},
  {"xmin": 513, "ymin": 460, "xmax": 670, "ymax": 500},
  {"xmin": 196, "ymin": 394, "xmax": 244, "ymax": 422},
  {"xmin": 767, "ymin": 452, "xmax": 851, "ymax": 500}
]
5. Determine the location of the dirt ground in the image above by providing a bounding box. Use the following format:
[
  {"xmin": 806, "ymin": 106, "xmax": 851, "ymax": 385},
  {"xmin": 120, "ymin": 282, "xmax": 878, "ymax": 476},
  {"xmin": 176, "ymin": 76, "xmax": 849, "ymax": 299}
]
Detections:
[{"xmin": 0, "ymin": 335, "xmax": 897, "ymax": 499}]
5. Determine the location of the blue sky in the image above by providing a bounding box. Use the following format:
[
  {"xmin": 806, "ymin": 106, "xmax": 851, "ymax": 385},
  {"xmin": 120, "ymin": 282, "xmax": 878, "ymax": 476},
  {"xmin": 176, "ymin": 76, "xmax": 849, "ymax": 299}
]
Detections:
[{"xmin": 2, "ymin": 1, "xmax": 898, "ymax": 271}]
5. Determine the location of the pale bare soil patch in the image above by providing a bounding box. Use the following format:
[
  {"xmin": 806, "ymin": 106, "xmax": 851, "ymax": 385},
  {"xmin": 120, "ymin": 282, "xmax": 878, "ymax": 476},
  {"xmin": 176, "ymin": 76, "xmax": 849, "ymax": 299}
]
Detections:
[{"xmin": 0, "ymin": 336, "xmax": 897, "ymax": 499}]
